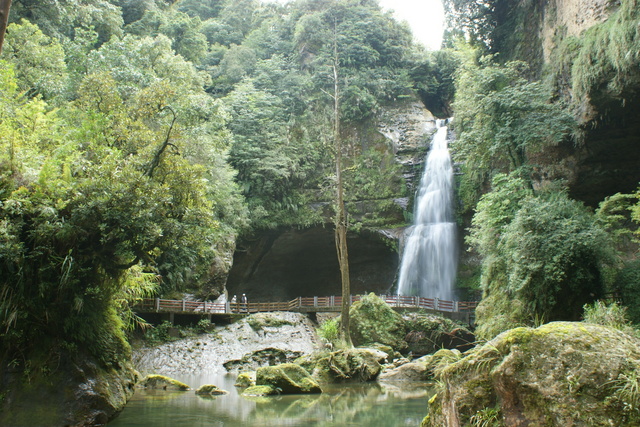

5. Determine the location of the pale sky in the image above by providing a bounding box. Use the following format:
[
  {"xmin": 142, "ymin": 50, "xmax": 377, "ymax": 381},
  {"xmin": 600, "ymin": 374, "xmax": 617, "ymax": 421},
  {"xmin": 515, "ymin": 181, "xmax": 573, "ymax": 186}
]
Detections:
[
  {"xmin": 268, "ymin": 0, "xmax": 445, "ymax": 50},
  {"xmin": 378, "ymin": 0, "xmax": 445, "ymax": 50}
]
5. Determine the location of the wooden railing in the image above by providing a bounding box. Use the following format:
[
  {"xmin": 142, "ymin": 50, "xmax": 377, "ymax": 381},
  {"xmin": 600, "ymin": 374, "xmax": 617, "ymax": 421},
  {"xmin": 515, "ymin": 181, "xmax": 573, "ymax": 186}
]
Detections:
[{"xmin": 135, "ymin": 295, "xmax": 477, "ymax": 315}]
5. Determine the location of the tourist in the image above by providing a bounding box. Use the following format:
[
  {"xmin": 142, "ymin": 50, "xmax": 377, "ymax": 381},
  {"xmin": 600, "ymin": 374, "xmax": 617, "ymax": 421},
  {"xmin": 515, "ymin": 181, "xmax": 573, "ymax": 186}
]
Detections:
[{"xmin": 241, "ymin": 293, "xmax": 248, "ymax": 313}]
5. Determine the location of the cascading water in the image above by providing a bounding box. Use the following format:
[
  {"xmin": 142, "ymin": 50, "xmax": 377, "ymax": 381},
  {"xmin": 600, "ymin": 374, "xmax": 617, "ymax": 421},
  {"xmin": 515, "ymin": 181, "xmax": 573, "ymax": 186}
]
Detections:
[{"xmin": 397, "ymin": 120, "xmax": 457, "ymax": 300}]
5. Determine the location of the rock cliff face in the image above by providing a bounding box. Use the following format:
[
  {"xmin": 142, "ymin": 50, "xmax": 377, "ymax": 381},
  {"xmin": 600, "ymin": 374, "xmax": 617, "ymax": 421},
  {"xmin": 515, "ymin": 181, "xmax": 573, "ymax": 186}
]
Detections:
[
  {"xmin": 530, "ymin": 116, "xmax": 640, "ymax": 206},
  {"xmin": 537, "ymin": 0, "xmax": 639, "ymax": 204},
  {"xmin": 495, "ymin": 0, "xmax": 640, "ymax": 206},
  {"xmin": 134, "ymin": 312, "xmax": 317, "ymax": 375},
  {"xmin": 540, "ymin": 0, "xmax": 616, "ymax": 62},
  {"xmin": 227, "ymin": 227, "xmax": 399, "ymax": 300},
  {"xmin": 378, "ymin": 101, "xmax": 436, "ymax": 198},
  {"xmin": 227, "ymin": 100, "xmax": 436, "ymax": 301}
]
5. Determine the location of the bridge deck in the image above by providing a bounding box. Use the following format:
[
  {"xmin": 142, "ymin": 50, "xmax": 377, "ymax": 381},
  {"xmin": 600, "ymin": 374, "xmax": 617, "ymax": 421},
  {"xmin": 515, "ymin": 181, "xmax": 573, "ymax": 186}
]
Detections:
[{"xmin": 135, "ymin": 295, "xmax": 477, "ymax": 322}]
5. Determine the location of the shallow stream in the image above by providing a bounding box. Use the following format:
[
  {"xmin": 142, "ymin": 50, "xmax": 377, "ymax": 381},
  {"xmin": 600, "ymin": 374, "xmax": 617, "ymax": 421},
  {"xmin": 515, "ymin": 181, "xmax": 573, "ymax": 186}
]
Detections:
[
  {"xmin": 109, "ymin": 371, "xmax": 433, "ymax": 427},
  {"xmin": 116, "ymin": 313, "xmax": 432, "ymax": 426}
]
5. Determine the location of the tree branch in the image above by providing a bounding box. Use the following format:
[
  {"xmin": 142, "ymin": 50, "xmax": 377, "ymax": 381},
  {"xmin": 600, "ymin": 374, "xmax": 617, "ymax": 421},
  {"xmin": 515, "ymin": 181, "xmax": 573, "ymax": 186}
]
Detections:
[{"xmin": 144, "ymin": 106, "xmax": 177, "ymax": 178}]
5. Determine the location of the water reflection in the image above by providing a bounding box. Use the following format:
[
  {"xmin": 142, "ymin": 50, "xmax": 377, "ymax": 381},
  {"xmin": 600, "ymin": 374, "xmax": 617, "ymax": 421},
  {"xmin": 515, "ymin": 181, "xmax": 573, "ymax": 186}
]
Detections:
[{"xmin": 109, "ymin": 372, "xmax": 434, "ymax": 427}]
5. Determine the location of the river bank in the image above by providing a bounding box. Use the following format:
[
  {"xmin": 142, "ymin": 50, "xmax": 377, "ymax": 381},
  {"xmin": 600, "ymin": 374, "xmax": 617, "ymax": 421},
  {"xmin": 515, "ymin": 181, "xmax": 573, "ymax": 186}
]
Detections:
[{"xmin": 133, "ymin": 312, "xmax": 318, "ymax": 376}]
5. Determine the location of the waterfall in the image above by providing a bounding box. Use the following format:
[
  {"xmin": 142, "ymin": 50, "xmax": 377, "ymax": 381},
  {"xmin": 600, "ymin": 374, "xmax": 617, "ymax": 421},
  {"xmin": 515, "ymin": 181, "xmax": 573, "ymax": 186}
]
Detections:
[{"xmin": 397, "ymin": 120, "xmax": 457, "ymax": 300}]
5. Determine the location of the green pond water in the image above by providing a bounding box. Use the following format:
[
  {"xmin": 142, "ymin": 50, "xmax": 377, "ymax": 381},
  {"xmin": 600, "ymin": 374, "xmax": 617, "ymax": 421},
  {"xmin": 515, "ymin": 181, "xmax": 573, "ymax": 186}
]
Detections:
[{"xmin": 109, "ymin": 372, "xmax": 433, "ymax": 427}]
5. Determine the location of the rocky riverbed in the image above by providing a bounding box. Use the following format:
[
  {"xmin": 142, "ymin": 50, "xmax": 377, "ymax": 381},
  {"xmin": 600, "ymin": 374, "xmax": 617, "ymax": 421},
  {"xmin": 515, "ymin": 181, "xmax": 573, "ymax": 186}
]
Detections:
[{"xmin": 133, "ymin": 312, "xmax": 319, "ymax": 376}]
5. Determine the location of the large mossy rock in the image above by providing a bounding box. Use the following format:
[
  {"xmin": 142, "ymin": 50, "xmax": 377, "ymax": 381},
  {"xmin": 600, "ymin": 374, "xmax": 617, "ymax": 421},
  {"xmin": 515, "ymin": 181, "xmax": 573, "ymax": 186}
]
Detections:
[
  {"xmin": 424, "ymin": 322, "xmax": 640, "ymax": 426},
  {"xmin": 0, "ymin": 355, "xmax": 138, "ymax": 426},
  {"xmin": 138, "ymin": 374, "xmax": 190, "ymax": 391},
  {"xmin": 256, "ymin": 363, "xmax": 322, "ymax": 394},
  {"xmin": 350, "ymin": 293, "xmax": 407, "ymax": 352},
  {"xmin": 404, "ymin": 313, "xmax": 475, "ymax": 356},
  {"xmin": 235, "ymin": 371, "xmax": 256, "ymax": 388},
  {"xmin": 195, "ymin": 384, "xmax": 228, "ymax": 396},
  {"xmin": 312, "ymin": 348, "xmax": 387, "ymax": 383}
]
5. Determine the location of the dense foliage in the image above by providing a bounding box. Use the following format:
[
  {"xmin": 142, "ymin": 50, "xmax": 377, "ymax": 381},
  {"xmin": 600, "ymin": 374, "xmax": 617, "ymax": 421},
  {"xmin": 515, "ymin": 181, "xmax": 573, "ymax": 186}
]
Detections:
[
  {"xmin": 452, "ymin": 52, "xmax": 575, "ymax": 210},
  {"xmin": 0, "ymin": 0, "xmax": 435, "ymax": 367},
  {"xmin": 1, "ymin": 0, "xmax": 637, "ymax": 373},
  {"xmin": 445, "ymin": 0, "xmax": 640, "ymax": 119},
  {"xmin": 0, "ymin": 4, "xmax": 251, "ymax": 362},
  {"xmin": 468, "ymin": 175, "xmax": 616, "ymax": 338},
  {"xmin": 450, "ymin": 51, "xmax": 629, "ymax": 337},
  {"xmin": 447, "ymin": 0, "xmax": 640, "ymax": 339}
]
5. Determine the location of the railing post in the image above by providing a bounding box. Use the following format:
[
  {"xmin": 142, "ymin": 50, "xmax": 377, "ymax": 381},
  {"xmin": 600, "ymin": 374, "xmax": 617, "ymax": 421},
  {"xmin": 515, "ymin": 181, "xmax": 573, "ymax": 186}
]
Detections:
[
  {"xmin": 225, "ymin": 301, "xmax": 230, "ymax": 313},
  {"xmin": 330, "ymin": 295, "xmax": 335, "ymax": 307},
  {"xmin": 314, "ymin": 296, "xmax": 318, "ymax": 307},
  {"xmin": 182, "ymin": 299, "xmax": 186, "ymax": 311},
  {"xmin": 454, "ymin": 301, "xmax": 459, "ymax": 312},
  {"xmin": 435, "ymin": 298, "xmax": 439, "ymax": 311},
  {"xmin": 413, "ymin": 296, "xmax": 418, "ymax": 307},
  {"xmin": 155, "ymin": 297, "xmax": 160, "ymax": 311}
]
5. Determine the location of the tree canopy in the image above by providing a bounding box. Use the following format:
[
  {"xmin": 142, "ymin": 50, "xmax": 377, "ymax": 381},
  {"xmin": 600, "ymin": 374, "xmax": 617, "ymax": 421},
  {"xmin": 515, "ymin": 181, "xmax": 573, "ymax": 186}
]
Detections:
[{"xmin": 0, "ymin": 0, "xmax": 427, "ymax": 365}]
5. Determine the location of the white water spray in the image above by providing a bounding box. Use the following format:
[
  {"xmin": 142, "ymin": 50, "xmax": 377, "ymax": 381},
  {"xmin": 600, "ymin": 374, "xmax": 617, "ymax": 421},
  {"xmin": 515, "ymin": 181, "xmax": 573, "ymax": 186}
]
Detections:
[{"xmin": 397, "ymin": 120, "xmax": 457, "ymax": 300}]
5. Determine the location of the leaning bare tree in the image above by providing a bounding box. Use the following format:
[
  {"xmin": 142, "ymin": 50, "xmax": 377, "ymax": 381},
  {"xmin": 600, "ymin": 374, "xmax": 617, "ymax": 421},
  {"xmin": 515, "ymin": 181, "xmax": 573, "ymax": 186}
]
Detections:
[{"xmin": 0, "ymin": 0, "xmax": 12, "ymax": 54}]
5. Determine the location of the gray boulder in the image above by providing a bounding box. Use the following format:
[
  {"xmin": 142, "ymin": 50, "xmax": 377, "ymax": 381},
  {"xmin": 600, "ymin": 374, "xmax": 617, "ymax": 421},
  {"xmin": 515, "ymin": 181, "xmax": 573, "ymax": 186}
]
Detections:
[{"xmin": 378, "ymin": 361, "xmax": 431, "ymax": 382}]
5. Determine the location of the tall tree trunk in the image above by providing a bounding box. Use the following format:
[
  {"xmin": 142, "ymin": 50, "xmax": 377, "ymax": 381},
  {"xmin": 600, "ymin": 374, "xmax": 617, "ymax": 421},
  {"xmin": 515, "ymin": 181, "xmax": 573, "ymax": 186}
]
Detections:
[
  {"xmin": 331, "ymin": 25, "xmax": 352, "ymax": 346},
  {"xmin": 0, "ymin": 0, "xmax": 12, "ymax": 54}
]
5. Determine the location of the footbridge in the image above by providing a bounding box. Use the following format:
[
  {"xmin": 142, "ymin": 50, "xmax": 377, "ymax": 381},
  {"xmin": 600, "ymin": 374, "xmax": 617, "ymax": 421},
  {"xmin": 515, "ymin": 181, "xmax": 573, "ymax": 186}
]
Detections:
[{"xmin": 135, "ymin": 295, "xmax": 478, "ymax": 325}]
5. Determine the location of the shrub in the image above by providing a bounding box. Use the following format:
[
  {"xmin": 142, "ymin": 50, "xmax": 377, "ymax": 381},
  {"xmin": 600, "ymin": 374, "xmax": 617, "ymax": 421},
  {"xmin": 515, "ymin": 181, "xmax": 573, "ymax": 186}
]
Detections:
[
  {"xmin": 144, "ymin": 321, "xmax": 176, "ymax": 344},
  {"xmin": 617, "ymin": 261, "xmax": 640, "ymax": 324},
  {"xmin": 583, "ymin": 301, "xmax": 635, "ymax": 336},
  {"xmin": 317, "ymin": 318, "xmax": 340, "ymax": 345}
]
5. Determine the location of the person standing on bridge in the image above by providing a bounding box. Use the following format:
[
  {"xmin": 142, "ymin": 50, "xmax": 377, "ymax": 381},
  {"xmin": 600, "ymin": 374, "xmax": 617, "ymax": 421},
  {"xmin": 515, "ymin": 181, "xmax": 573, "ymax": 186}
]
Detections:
[
  {"xmin": 231, "ymin": 295, "xmax": 237, "ymax": 313},
  {"xmin": 241, "ymin": 293, "xmax": 248, "ymax": 313}
]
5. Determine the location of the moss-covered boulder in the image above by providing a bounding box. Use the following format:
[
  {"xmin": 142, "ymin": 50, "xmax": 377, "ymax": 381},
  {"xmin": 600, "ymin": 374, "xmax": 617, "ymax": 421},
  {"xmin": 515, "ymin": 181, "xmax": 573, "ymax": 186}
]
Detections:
[
  {"xmin": 403, "ymin": 313, "xmax": 475, "ymax": 356},
  {"xmin": 363, "ymin": 342, "xmax": 399, "ymax": 361},
  {"xmin": 235, "ymin": 371, "xmax": 256, "ymax": 388},
  {"xmin": 0, "ymin": 354, "xmax": 138, "ymax": 426},
  {"xmin": 293, "ymin": 353, "xmax": 320, "ymax": 374},
  {"xmin": 242, "ymin": 385, "xmax": 279, "ymax": 397},
  {"xmin": 256, "ymin": 363, "xmax": 322, "ymax": 394},
  {"xmin": 349, "ymin": 293, "xmax": 407, "ymax": 352},
  {"xmin": 195, "ymin": 384, "xmax": 228, "ymax": 396},
  {"xmin": 312, "ymin": 348, "xmax": 387, "ymax": 383},
  {"xmin": 137, "ymin": 374, "xmax": 190, "ymax": 391},
  {"xmin": 424, "ymin": 322, "xmax": 640, "ymax": 426}
]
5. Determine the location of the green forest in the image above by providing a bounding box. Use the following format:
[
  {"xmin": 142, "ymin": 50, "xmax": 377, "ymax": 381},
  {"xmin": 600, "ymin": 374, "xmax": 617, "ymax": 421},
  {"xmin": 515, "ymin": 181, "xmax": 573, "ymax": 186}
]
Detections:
[
  {"xmin": 1, "ymin": 0, "xmax": 640, "ymax": 425},
  {"xmin": 0, "ymin": 0, "xmax": 429, "ymax": 366}
]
